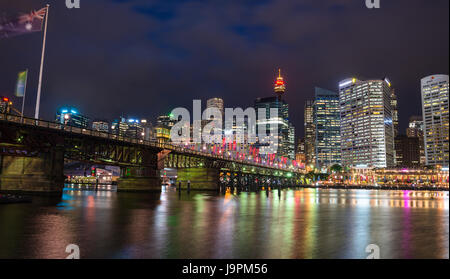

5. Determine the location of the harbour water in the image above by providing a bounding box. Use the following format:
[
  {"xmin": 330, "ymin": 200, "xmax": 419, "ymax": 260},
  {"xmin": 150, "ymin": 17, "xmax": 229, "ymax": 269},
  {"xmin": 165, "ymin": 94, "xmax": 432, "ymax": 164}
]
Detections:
[{"xmin": 0, "ymin": 186, "xmax": 448, "ymax": 259}]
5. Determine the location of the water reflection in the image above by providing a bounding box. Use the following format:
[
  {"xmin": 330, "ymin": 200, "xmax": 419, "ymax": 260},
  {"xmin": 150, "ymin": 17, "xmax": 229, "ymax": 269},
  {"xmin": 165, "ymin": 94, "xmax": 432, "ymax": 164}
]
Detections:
[{"xmin": 0, "ymin": 188, "xmax": 448, "ymax": 259}]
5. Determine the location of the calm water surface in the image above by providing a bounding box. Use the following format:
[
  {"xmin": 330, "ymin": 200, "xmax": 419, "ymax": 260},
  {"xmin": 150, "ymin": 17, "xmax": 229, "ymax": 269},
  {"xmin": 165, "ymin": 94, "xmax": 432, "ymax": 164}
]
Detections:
[{"xmin": 0, "ymin": 187, "xmax": 448, "ymax": 259}]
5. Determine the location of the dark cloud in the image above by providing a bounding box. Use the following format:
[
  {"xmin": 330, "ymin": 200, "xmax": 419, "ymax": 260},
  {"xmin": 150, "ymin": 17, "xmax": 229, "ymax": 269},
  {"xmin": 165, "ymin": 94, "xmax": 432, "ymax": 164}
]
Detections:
[{"xmin": 0, "ymin": 0, "xmax": 448, "ymax": 137}]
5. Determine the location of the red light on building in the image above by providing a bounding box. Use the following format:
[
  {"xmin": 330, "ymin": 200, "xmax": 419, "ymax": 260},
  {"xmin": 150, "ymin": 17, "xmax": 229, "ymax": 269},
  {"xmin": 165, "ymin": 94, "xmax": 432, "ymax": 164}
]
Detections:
[
  {"xmin": 274, "ymin": 68, "xmax": 286, "ymax": 94},
  {"xmin": 2, "ymin": 97, "xmax": 9, "ymax": 102}
]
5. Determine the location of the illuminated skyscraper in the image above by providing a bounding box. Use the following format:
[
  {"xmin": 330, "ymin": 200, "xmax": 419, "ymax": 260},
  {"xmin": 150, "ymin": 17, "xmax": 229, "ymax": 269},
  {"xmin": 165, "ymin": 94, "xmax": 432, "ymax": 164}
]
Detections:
[
  {"xmin": 338, "ymin": 77, "xmax": 395, "ymax": 168},
  {"xmin": 406, "ymin": 115, "xmax": 425, "ymax": 165},
  {"xmin": 390, "ymin": 87, "xmax": 399, "ymax": 137},
  {"xmin": 421, "ymin": 74, "xmax": 449, "ymax": 167},
  {"xmin": 395, "ymin": 135, "xmax": 421, "ymax": 167},
  {"xmin": 111, "ymin": 116, "xmax": 145, "ymax": 139},
  {"xmin": 55, "ymin": 107, "xmax": 89, "ymax": 128},
  {"xmin": 304, "ymin": 100, "xmax": 315, "ymax": 166},
  {"xmin": 206, "ymin": 98, "xmax": 224, "ymax": 118},
  {"xmin": 92, "ymin": 119, "xmax": 109, "ymax": 132},
  {"xmin": 295, "ymin": 137, "xmax": 306, "ymax": 167},
  {"xmin": 314, "ymin": 87, "xmax": 341, "ymax": 169},
  {"xmin": 254, "ymin": 69, "xmax": 295, "ymax": 159},
  {"xmin": 155, "ymin": 114, "xmax": 176, "ymax": 143}
]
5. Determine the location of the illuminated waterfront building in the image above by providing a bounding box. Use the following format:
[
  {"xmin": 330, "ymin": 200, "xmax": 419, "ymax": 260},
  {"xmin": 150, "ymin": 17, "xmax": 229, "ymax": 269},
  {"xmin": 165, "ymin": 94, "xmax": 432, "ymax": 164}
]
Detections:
[
  {"xmin": 390, "ymin": 88, "xmax": 399, "ymax": 137},
  {"xmin": 206, "ymin": 97, "xmax": 224, "ymax": 118},
  {"xmin": 314, "ymin": 87, "xmax": 341, "ymax": 169},
  {"xmin": 338, "ymin": 77, "xmax": 395, "ymax": 168},
  {"xmin": 406, "ymin": 115, "xmax": 424, "ymax": 138},
  {"xmin": 254, "ymin": 69, "xmax": 295, "ymax": 159},
  {"xmin": 111, "ymin": 116, "xmax": 145, "ymax": 139},
  {"xmin": 304, "ymin": 100, "xmax": 315, "ymax": 165},
  {"xmin": 141, "ymin": 119, "xmax": 154, "ymax": 141},
  {"xmin": 55, "ymin": 107, "xmax": 89, "ymax": 128},
  {"xmin": 92, "ymin": 119, "xmax": 109, "ymax": 132},
  {"xmin": 395, "ymin": 135, "xmax": 421, "ymax": 167},
  {"xmin": 295, "ymin": 137, "xmax": 306, "ymax": 167},
  {"xmin": 155, "ymin": 114, "xmax": 177, "ymax": 143},
  {"xmin": 421, "ymin": 75, "xmax": 449, "ymax": 167},
  {"xmin": 406, "ymin": 115, "xmax": 425, "ymax": 165}
]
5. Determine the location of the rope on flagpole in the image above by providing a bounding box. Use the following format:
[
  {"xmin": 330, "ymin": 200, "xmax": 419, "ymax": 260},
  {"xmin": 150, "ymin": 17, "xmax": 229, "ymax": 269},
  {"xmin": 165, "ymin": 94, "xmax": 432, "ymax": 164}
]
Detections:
[{"xmin": 34, "ymin": 4, "xmax": 49, "ymax": 120}]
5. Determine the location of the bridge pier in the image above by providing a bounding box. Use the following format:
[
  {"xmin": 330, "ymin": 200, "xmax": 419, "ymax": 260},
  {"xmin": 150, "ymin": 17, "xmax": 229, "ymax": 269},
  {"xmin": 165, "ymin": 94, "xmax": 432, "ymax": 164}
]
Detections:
[
  {"xmin": 0, "ymin": 148, "xmax": 65, "ymax": 194},
  {"xmin": 117, "ymin": 167, "xmax": 161, "ymax": 192},
  {"xmin": 176, "ymin": 167, "xmax": 220, "ymax": 191}
]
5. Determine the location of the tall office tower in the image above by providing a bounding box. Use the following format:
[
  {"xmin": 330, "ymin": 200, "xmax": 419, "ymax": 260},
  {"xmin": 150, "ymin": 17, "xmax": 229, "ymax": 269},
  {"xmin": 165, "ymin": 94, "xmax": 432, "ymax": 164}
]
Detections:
[
  {"xmin": 205, "ymin": 97, "xmax": 224, "ymax": 141},
  {"xmin": 338, "ymin": 77, "xmax": 395, "ymax": 168},
  {"xmin": 288, "ymin": 123, "xmax": 295, "ymax": 159},
  {"xmin": 295, "ymin": 137, "xmax": 306, "ymax": 167},
  {"xmin": 314, "ymin": 87, "xmax": 341, "ymax": 169},
  {"xmin": 154, "ymin": 114, "xmax": 176, "ymax": 143},
  {"xmin": 406, "ymin": 115, "xmax": 425, "ymax": 165},
  {"xmin": 92, "ymin": 119, "xmax": 109, "ymax": 132},
  {"xmin": 254, "ymin": 69, "xmax": 294, "ymax": 159},
  {"xmin": 111, "ymin": 117, "xmax": 144, "ymax": 139},
  {"xmin": 55, "ymin": 107, "xmax": 90, "ymax": 128},
  {"xmin": 206, "ymin": 97, "xmax": 224, "ymax": 118},
  {"xmin": 406, "ymin": 115, "xmax": 424, "ymax": 137},
  {"xmin": 421, "ymin": 75, "xmax": 449, "ymax": 167},
  {"xmin": 395, "ymin": 135, "xmax": 420, "ymax": 167},
  {"xmin": 390, "ymin": 86, "xmax": 399, "ymax": 137},
  {"xmin": 304, "ymin": 100, "xmax": 315, "ymax": 166},
  {"xmin": 141, "ymin": 119, "xmax": 154, "ymax": 141}
]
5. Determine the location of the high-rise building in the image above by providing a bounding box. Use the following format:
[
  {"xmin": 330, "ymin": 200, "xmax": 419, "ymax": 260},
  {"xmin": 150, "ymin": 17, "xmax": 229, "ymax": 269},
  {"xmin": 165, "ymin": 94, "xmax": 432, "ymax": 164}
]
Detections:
[
  {"xmin": 395, "ymin": 135, "xmax": 421, "ymax": 167},
  {"xmin": 421, "ymin": 74, "xmax": 449, "ymax": 167},
  {"xmin": 390, "ymin": 86, "xmax": 399, "ymax": 137},
  {"xmin": 304, "ymin": 100, "xmax": 315, "ymax": 166},
  {"xmin": 406, "ymin": 115, "xmax": 424, "ymax": 138},
  {"xmin": 156, "ymin": 114, "xmax": 177, "ymax": 128},
  {"xmin": 254, "ymin": 69, "xmax": 295, "ymax": 159},
  {"xmin": 314, "ymin": 87, "xmax": 341, "ymax": 169},
  {"xmin": 155, "ymin": 114, "xmax": 177, "ymax": 143},
  {"xmin": 55, "ymin": 107, "xmax": 89, "ymax": 128},
  {"xmin": 288, "ymin": 123, "xmax": 295, "ymax": 159},
  {"xmin": 0, "ymin": 96, "xmax": 12, "ymax": 114},
  {"xmin": 141, "ymin": 119, "xmax": 154, "ymax": 141},
  {"xmin": 92, "ymin": 120, "xmax": 109, "ymax": 132},
  {"xmin": 406, "ymin": 115, "xmax": 425, "ymax": 165},
  {"xmin": 295, "ymin": 137, "xmax": 306, "ymax": 168},
  {"xmin": 338, "ymin": 77, "xmax": 395, "ymax": 168},
  {"xmin": 206, "ymin": 97, "xmax": 224, "ymax": 118},
  {"xmin": 111, "ymin": 116, "xmax": 145, "ymax": 139}
]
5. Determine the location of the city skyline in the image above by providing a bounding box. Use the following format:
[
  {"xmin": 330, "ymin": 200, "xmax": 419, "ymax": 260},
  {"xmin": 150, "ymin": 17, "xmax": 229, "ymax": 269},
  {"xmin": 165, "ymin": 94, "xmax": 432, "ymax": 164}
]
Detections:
[
  {"xmin": 0, "ymin": 0, "xmax": 449, "ymax": 262},
  {"xmin": 0, "ymin": 0, "xmax": 448, "ymax": 138}
]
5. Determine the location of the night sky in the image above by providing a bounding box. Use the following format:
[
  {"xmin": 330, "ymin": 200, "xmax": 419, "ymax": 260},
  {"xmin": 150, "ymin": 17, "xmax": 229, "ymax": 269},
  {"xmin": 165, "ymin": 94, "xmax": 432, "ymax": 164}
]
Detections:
[{"xmin": 1, "ymin": 0, "xmax": 448, "ymax": 137}]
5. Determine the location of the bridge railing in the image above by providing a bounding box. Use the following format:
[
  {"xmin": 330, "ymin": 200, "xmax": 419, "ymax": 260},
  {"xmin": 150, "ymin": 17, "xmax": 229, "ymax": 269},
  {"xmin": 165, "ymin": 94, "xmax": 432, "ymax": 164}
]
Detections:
[{"xmin": 0, "ymin": 113, "xmax": 299, "ymax": 173}]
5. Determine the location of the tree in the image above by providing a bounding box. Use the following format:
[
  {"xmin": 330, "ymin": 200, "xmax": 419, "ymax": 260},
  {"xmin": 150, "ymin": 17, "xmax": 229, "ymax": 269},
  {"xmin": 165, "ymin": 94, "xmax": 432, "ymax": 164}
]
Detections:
[{"xmin": 330, "ymin": 164, "xmax": 343, "ymax": 173}]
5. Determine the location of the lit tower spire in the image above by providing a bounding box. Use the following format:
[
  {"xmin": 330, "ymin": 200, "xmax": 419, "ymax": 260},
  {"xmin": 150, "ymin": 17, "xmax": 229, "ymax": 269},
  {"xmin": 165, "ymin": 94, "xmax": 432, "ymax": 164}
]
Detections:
[{"xmin": 274, "ymin": 68, "xmax": 285, "ymax": 99}]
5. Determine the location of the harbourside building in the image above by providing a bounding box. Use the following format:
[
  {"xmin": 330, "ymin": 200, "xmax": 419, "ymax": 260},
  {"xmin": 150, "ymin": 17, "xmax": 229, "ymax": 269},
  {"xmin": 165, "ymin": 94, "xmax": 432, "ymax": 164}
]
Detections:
[{"xmin": 338, "ymin": 77, "xmax": 395, "ymax": 168}]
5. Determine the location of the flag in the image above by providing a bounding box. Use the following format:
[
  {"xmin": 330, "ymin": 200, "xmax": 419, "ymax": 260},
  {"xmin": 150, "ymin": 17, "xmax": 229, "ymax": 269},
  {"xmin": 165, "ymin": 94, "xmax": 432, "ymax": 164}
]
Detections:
[
  {"xmin": 15, "ymin": 70, "xmax": 28, "ymax": 97},
  {"xmin": 0, "ymin": 7, "xmax": 47, "ymax": 39}
]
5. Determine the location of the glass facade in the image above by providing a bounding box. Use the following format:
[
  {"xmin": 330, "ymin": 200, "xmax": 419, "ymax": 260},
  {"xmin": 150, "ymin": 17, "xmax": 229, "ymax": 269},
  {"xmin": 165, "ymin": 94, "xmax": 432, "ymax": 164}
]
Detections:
[
  {"xmin": 421, "ymin": 75, "xmax": 449, "ymax": 167},
  {"xmin": 304, "ymin": 100, "xmax": 315, "ymax": 165},
  {"xmin": 55, "ymin": 107, "xmax": 89, "ymax": 128},
  {"xmin": 338, "ymin": 78, "xmax": 395, "ymax": 168},
  {"xmin": 254, "ymin": 96, "xmax": 292, "ymax": 158},
  {"xmin": 314, "ymin": 87, "xmax": 341, "ymax": 169}
]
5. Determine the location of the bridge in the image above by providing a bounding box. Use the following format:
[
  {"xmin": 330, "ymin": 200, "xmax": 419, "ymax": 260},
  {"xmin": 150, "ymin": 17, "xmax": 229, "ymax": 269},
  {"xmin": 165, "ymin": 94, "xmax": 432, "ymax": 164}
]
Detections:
[{"xmin": 0, "ymin": 113, "xmax": 305, "ymax": 193}]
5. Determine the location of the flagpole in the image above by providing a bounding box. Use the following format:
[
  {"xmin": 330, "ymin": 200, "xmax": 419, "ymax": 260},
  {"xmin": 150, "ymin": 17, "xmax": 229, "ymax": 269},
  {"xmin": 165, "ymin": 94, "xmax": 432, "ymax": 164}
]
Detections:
[
  {"xmin": 34, "ymin": 4, "xmax": 49, "ymax": 120},
  {"xmin": 20, "ymin": 69, "xmax": 28, "ymax": 123}
]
